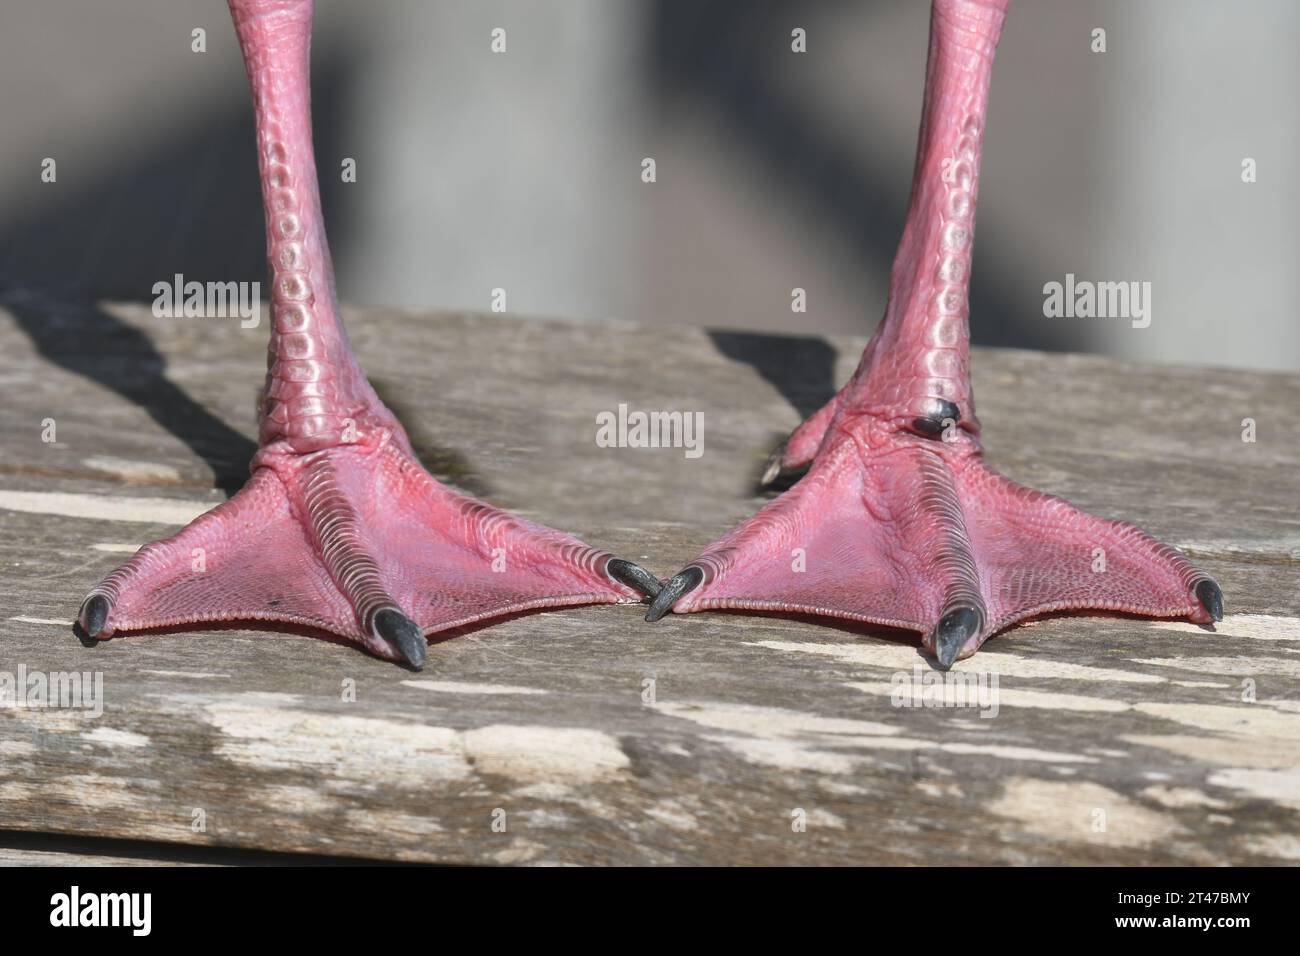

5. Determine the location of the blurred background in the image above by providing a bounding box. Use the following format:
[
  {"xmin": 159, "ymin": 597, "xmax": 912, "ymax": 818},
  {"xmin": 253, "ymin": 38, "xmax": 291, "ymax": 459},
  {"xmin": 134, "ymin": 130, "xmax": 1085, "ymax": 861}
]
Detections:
[{"xmin": 1, "ymin": 0, "xmax": 1295, "ymax": 370}]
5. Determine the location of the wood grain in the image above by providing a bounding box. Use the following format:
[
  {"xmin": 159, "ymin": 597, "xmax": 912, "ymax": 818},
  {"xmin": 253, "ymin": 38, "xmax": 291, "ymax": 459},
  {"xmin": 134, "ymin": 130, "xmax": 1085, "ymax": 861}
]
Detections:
[{"xmin": 1, "ymin": 294, "xmax": 1297, "ymax": 865}]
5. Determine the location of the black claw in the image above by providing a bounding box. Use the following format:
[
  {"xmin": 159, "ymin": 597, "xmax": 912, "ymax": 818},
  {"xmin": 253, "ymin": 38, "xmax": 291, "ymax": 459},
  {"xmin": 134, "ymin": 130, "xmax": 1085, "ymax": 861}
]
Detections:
[
  {"xmin": 1194, "ymin": 579, "xmax": 1224, "ymax": 623},
  {"xmin": 932, "ymin": 605, "xmax": 981, "ymax": 670},
  {"xmin": 607, "ymin": 559, "xmax": 662, "ymax": 600},
  {"xmin": 645, "ymin": 567, "xmax": 704, "ymax": 623},
  {"xmin": 79, "ymin": 594, "xmax": 110, "ymax": 638},
  {"xmin": 760, "ymin": 442, "xmax": 811, "ymax": 490},
  {"xmin": 373, "ymin": 608, "xmax": 428, "ymax": 670},
  {"xmin": 760, "ymin": 443, "xmax": 788, "ymax": 487}
]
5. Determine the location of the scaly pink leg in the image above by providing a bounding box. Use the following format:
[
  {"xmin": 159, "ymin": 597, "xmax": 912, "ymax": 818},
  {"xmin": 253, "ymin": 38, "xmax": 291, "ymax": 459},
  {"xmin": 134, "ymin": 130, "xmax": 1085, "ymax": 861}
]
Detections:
[
  {"xmin": 646, "ymin": 0, "xmax": 1222, "ymax": 667},
  {"xmin": 78, "ymin": 0, "xmax": 658, "ymax": 668}
]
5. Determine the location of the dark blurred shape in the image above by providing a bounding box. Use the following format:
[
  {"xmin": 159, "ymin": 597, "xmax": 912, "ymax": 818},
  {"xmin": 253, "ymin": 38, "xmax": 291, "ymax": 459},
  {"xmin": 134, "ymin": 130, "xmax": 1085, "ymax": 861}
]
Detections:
[
  {"xmin": 645, "ymin": 0, "xmax": 1088, "ymax": 353},
  {"xmin": 0, "ymin": 56, "xmax": 354, "ymax": 301},
  {"xmin": 0, "ymin": 55, "xmax": 355, "ymax": 495},
  {"xmin": 708, "ymin": 329, "xmax": 837, "ymax": 421},
  {"xmin": 0, "ymin": 286, "xmax": 254, "ymax": 495}
]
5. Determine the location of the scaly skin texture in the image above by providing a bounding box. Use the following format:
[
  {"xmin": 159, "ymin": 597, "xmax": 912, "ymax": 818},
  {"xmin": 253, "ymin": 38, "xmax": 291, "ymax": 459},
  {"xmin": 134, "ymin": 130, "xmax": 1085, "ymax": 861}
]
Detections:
[
  {"xmin": 649, "ymin": 0, "xmax": 1222, "ymax": 667},
  {"xmin": 78, "ymin": 0, "xmax": 651, "ymax": 667}
]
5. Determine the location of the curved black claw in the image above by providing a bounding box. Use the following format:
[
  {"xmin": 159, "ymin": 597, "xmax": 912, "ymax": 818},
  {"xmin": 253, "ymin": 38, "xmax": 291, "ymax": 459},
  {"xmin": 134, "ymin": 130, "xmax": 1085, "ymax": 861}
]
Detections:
[
  {"xmin": 760, "ymin": 442, "xmax": 788, "ymax": 488},
  {"xmin": 1194, "ymin": 578, "xmax": 1224, "ymax": 622},
  {"xmin": 79, "ymin": 594, "xmax": 110, "ymax": 639},
  {"xmin": 607, "ymin": 559, "xmax": 662, "ymax": 600},
  {"xmin": 760, "ymin": 441, "xmax": 810, "ymax": 490},
  {"xmin": 645, "ymin": 566, "xmax": 704, "ymax": 623},
  {"xmin": 372, "ymin": 608, "xmax": 428, "ymax": 670},
  {"xmin": 931, "ymin": 605, "xmax": 982, "ymax": 670}
]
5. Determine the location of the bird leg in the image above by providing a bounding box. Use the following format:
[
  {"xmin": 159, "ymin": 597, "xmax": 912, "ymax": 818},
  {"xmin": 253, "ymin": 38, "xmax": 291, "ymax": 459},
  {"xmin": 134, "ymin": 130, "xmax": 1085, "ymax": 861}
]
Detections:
[
  {"xmin": 646, "ymin": 0, "xmax": 1222, "ymax": 667},
  {"xmin": 78, "ymin": 0, "xmax": 657, "ymax": 668}
]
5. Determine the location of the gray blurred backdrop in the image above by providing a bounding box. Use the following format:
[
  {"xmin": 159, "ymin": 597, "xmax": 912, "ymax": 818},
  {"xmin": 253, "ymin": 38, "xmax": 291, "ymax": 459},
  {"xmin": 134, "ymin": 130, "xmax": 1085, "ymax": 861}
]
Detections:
[{"xmin": 1, "ymin": 0, "xmax": 1295, "ymax": 370}]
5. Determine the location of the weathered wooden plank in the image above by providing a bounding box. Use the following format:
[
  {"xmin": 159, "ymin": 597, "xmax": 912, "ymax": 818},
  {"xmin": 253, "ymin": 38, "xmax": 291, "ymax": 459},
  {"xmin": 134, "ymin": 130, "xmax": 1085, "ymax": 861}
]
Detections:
[
  {"xmin": 0, "ymin": 847, "xmax": 210, "ymax": 867},
  {"xmin": 1, "ymin": 297, "xmax": 1297, "ymax": 865},
  {"xmin": 0, "ymin": 831, "xmax": 386, "ymax": 866}
]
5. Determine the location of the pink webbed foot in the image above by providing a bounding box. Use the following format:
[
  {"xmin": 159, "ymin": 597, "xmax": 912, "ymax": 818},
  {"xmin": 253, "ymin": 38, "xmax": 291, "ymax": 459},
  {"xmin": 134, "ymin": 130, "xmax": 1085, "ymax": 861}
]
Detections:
[
  {"xmin": 647, "ymin": 416, "xmax": 1222, "ymax": 668},
  {"xmin": 79, "ymin": 429, "xmax": 652, "ymax": 668},
  {"xmin": 647, "ymin": 0, "xmax": 1223, "ymax": 666}
]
